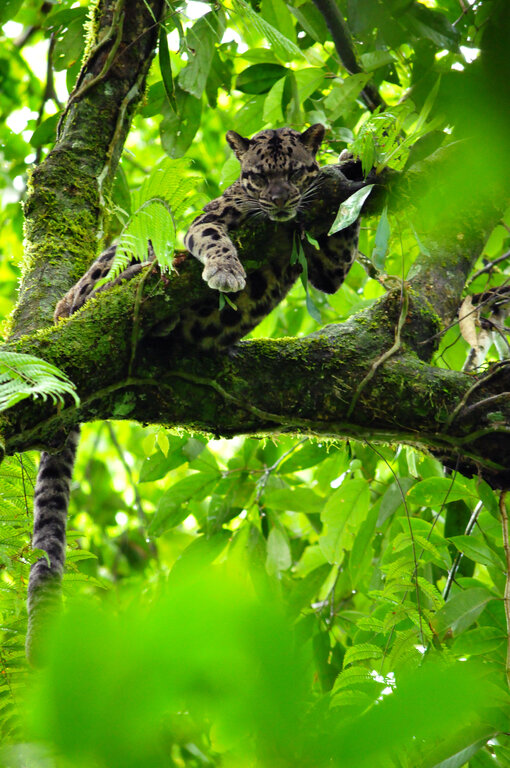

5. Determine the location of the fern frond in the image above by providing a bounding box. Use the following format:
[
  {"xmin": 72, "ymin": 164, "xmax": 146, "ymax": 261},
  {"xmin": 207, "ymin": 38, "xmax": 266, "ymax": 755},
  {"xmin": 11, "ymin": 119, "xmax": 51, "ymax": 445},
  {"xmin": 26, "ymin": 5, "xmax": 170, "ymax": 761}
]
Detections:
[{"xmin": 0, "ymin": 351, "xmax": 79, "ymax": 413}]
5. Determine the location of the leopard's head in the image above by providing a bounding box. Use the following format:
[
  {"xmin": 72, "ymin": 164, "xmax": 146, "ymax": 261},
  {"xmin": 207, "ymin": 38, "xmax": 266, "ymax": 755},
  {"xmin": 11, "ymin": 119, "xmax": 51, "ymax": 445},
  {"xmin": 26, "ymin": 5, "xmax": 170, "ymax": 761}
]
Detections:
[{"xmin": 226, "ymin": 124, "xmax": 325, "ymax": 222}]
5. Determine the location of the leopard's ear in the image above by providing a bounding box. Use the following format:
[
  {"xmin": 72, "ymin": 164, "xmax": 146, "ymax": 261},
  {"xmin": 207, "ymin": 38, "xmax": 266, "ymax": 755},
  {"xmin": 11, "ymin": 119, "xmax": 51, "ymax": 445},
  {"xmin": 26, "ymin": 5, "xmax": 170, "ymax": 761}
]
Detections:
[
  {"xmin": 300, "ymin": 123, "xmax": 325, "ymax": 155},
  {"xmin": 226, "ymin": 130, "xmax": 251, "ymax": 159}
]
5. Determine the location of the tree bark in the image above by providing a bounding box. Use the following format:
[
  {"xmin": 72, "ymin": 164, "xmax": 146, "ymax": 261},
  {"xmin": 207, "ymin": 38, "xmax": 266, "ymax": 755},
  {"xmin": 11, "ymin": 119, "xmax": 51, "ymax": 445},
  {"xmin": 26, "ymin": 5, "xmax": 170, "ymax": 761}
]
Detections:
[{"xmin": 10, "ymin": 0, "xmax": 165, "ymax": 338}]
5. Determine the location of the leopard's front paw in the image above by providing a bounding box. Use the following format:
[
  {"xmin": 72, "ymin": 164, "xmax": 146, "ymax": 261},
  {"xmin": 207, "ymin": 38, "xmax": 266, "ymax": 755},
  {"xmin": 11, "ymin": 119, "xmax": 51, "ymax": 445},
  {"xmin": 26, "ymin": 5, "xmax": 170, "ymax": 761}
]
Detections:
[{"xmin": 202, "ymin": 261, "xmax": 246, "ymax": 293}]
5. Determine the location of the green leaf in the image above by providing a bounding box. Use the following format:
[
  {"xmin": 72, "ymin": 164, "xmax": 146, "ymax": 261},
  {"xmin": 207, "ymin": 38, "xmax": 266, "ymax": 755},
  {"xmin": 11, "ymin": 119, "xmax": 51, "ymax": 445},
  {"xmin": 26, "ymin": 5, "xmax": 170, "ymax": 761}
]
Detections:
[
  {"xmin": 160, "ymin": 88, "xmax": 202, "ymax": 158},
  {"xmin": 158, "ymin": 27, "xmax": 176, "ymax": 111},
  {"xmin": 278, "ymin": 441, "xmax": 336, "ymax": 473},
  {"xmin": 262, "ymin": 76, "xmax": 286, "ymax": 123},
  {"xmin": 261, "ymin": 0, "xmax": 296, "ymax": 46},
  {"xmin": 371, "ymin": 206, "xmax": 390, "ymax": 271},
  {"xmin": 406, "ymin": 4, "xmax": 460, "ymax": 51},
  {"xmin": 452, "ymin": 627, "xmax": 506, "ymax": 657},
  {"xmin": 406, "ymin": 477, "xmax": 476, "ymax": 508},
  {"xmin": 343, "ymin": 643, "xmax": 383, "ymax": 668},
  {"xmin": 266, "ymin": 526, "xmax": 292, "ymax": 575},
  {"xmin": 328, "ymin": 186, "xmax": 374, "ymax": 235},
  {"xmin": 349, "ymin": 503, "xmax": 378, "ymax": 586},
  {"xmin": 236, "ymin": 63, "xmax": 287, "ymax": 94},
  {"xmin": 426, "ymin": 738, "xmax": 493, "ymax": 768},
  {"xmin": 263, "ymin": 486, "xmax": 324, "ymax": 513},
  {"xmin": 0, "ymin": 351, "xmax": 79, "ymax": 412},
  {"xmin": 319, "ymin": 479, "xmax": 370, "ymax": 563},
  {"xmin": 177, "ymin": 12, "xmax": 226, "ymax": 99},
  {"xmin": 293, "ymin": 67, "xmax": 327, "ymax": 102},
  {"xmin": 149, "ymin": 473, "xmax": 219, "ymax": 536},
  {"xmin": 448, "ymin": 535, "xmax": 505, "ymax": 570},
  {"xmin": 232, "ymin": 0, "xmax": 305, "ymax": 62},
  {"xmin": 53, "ymin": 10, "xmax": 86, "ymax": 71},
  {"xmin": 359, "ymin": 51, "xmax": 394, "ymax": 71},
  {"xmin": 323, "ymin": 73, "xmax": 372, "ymax": 121},
  {"xmin": 288, "ymin": 3, "xmax": 329, "ymax": 45},
  {"xmin": 0, "ymin": 0, "xmax": 23, "ymax": 24},
  {"xmin": 433, "ymin": 587, "xmax": 496, "ymax": 637},
  {"xmin": 377, "ymin": 477, "xmax": 415, "ymax": 525},
  {"xmin": 287, "ymin": 563, "xmax": 331, "ymax": 616},
  {"xmin": 139, "ymin": 440, "xmax": 188, "ymax": 482},
  {"xmin": 30, "ymin": 114, "xmax": 60, "ymax": 148}
]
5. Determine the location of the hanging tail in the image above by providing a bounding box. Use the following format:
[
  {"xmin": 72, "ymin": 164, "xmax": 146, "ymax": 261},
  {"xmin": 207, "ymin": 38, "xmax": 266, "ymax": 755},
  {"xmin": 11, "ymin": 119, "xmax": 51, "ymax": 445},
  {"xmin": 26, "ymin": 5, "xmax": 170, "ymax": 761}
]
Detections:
[{"xmin": 26, "ymin": 427, "xmax": 80, "ymax": 666}]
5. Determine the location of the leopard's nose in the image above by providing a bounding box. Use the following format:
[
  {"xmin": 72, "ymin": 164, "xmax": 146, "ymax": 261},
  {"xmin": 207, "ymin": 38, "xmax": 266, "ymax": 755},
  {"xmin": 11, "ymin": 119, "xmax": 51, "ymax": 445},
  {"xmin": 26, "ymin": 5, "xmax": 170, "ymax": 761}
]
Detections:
[{"xmin": 269, "ymin": 191, "xmax": 287, "ymax": 208}]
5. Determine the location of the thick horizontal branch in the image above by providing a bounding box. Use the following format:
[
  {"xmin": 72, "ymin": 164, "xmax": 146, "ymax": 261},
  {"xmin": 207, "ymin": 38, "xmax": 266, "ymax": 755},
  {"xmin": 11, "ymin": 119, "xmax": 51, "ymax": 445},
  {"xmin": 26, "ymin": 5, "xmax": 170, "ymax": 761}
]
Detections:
[{"xmin": 3, "ymin": 261, "xmax": 510, "ymax": 486}]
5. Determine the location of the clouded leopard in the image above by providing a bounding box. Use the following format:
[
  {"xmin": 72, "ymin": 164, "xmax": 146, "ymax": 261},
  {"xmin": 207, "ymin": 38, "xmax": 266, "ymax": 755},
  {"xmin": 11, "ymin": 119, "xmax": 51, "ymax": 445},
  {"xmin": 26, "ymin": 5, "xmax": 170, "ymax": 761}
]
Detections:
[{"xmin": 27, "ymin": 123, "xmax": 361, "ymax": 663}]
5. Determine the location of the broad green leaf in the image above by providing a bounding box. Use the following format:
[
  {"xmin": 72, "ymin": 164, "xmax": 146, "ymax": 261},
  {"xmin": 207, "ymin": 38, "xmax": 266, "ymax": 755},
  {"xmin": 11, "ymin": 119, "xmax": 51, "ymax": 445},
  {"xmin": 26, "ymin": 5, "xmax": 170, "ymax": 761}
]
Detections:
[
  {"xmin": 160, "ymin": 89, "xmax": 202, "ymax": 158},
  {"xmin": 232, "ymin": 0, "xmax": 305, "ymax": 62},
  {"xmin": 349, "ymin": 503, "xmax": 378, "ymax": 586},
  {"xmin": 263, "ymin": 486, "xmax": 324, "ymax": 513},
  {"xmin": 323, "ymin": 73, "xmax": 372, "ymax": 121},
  {"xmin": 53, "ymin": 10, "xmax": 86, "ymax": 71},
  {"xmin": 288, "ymin": 3, "xmax": 329, "ymax": 45},
  {"xmin": 287, "ymin": 563, "xmax": 331, "ymax": 615},
  {"xmin": 433, "ymin": 587, "xmax": 496, "ymax": 637},
  {"xmin": 377, "ymin": 477, "xmax": 415, "ymax": 525},
  {"xmin": 477, "ymin": 480, "xmax": 500, "ymax": 519},
  {"xmin": 328, "ymin": 185, "xmax": 374, "ymax": 235},
  {"xmin": 406, "ymin": 477, "xmax": 476, "ymax": 508},
  {"xmin": 139, "ymin": 440, "xmax": 188, "ymax": 482},
  {"xmin": 278, "ymin": 441, "xmax": 337, "ymax": 473},
  {"xmin": 319, "ymin": 479, "xmax": 370, "ymax": 563},
  {"xmin": 261, "ymin": 0, "xmax": 296, "ymax": 45},
  {"xmin": 266, "ymin": 526, "xmax": 292, "ymax": 575},
  {"xmin": 359, "ymin": 51, "xmax": 394, "ymax": 71},
  {"xmin": 177, "ymin": 12, "xmax": 226, "ymax": 99},
  {"xmin": 0, "ymin": 0, "xmax": 23, "ymax": 24},
  {"xmin": 423, "ymin": 738, "xmax": 493, "ymax": 768},
  {"xmin": 406, "ymin": 4, "xmax": 460, "ymax": 50},
  {"xmin": 293, "ymin": 67, "xmax": 326, "ymax": 102},
  {"xmin": 158, "ymin": 27, "xmax": 176, "ymax": 111},
  {"xmin": 449, "ymin": 535, "xmax": 505, "ymax": 570},
  {"xmin": 371, "ymin": 206, "xmax": 390, "ymax": 271},
  {"xmin": 452, "ymin": 626, "xmax": 506, "ymax": 656},
  {"xmin": 262, "ymin": 76, "xmax": 286, "ymax": 123},
  {"xmin": 236, "ymin": 63, "xmax": 287, "ymax": 95},
  {"xmin": 30, "ymin": 114, "xmax": 59, "ymax": 148},
  {"xmin": 149, "ymin": 474, "xmax": 219, "ymax": 535}
]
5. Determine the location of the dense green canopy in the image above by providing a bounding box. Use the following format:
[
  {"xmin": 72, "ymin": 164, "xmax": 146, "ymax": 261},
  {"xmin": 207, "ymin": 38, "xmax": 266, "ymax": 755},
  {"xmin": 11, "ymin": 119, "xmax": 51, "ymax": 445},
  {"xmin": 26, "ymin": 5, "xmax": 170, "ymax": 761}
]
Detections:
[{"xmin": 0, "ymin": 0, "xmax": 509, "ymax": 765}]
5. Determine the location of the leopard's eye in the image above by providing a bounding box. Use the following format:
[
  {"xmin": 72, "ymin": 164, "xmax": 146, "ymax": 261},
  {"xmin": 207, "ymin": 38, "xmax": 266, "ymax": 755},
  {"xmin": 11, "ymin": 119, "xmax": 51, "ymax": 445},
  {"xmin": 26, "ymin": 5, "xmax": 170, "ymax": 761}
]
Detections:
[
  {"xmin": 243, "ymin": 171, "xmax": 265, "ymax": 186},
  {"xmin": 290, "ymin": 168, "xmax": 305, "ymax": 182}
]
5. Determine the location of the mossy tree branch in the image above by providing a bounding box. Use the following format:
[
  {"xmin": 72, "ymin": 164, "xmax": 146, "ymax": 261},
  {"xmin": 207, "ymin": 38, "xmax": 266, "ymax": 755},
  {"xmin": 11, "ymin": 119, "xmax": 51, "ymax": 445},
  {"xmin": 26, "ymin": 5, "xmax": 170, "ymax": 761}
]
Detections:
[{"xmin": 2, "ymin": 146, "xmax": 510, "ymax": 486}]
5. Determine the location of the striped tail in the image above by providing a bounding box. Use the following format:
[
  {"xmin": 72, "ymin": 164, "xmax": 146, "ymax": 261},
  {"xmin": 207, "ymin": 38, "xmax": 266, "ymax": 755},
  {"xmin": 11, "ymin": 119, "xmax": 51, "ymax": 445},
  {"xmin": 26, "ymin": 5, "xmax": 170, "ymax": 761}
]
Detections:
[{"xmin": 26, "ymin": 427, "xmax": 80, "ymax": 666}]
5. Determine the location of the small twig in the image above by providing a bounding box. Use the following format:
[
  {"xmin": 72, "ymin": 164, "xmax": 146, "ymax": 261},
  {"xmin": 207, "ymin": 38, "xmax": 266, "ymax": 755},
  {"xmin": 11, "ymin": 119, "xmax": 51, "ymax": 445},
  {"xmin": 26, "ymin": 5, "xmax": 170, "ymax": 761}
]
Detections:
[
  {"xmin": 442, "ymin": 500, "xmax": 482, "ymax": 601},
  {"xmin": 467, "ymin": 249, "xmax": 510, "ymax": 285},
  {"xmin": 347, "ymin": 288, "xmax": 409, "ymax": 418},
  {"xmin": 443, "ymin": 361, "xmax": 510, "ymax": 431},
  {"xmin": 461, "ymin": 392, "xmax": 510, "ymax": 419},
  {"xmin": 498, "ymin": 491, "xmax": 510, "ymax": 690}
]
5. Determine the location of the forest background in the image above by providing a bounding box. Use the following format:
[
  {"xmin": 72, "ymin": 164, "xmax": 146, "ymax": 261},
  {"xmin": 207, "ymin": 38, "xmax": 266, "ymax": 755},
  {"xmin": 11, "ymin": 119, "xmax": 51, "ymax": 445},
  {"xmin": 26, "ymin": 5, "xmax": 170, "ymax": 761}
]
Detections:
[{"xmin": 0, "ymin": 0, "xmax": 510, "ymax": 766}]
